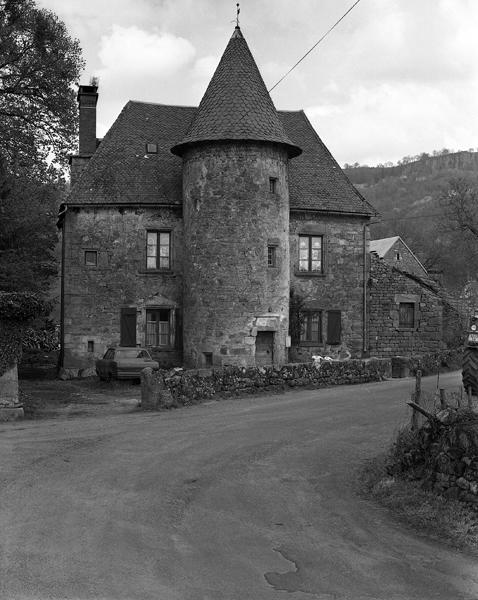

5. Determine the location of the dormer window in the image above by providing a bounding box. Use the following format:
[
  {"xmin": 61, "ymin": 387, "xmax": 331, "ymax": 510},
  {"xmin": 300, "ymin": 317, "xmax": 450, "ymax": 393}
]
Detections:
[{"xmin": 146, "ymin": 143, "xmax": 158, "ymax": 154}]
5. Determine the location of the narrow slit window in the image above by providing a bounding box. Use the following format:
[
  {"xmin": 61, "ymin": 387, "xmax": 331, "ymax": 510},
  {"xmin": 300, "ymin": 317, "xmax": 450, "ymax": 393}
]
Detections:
[
  {"xmin": 267, "ymin": 245, "xmax": 277, "ymax": 267},
  {"xmin": 269, "ymin": 177, "xmax": 277, "ymax": 193},
  {"xmin": 87, "ymin": 340, "xmax": 94, "ymax": 352}
]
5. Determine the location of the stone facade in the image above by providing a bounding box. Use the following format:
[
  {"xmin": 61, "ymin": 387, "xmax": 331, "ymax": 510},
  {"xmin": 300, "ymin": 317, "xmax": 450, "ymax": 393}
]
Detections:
[
  {"xmin": 62, "ymin": 206, "xmax": 183, "ymax": 368},
  {"xmin": 290, "ymin": 213, "xmax": 369, "ymax": 357},
  {"xmin": 369, "ymin": 254, "xmax": 446, "ymax": 357},
  {"xmin": 182, "ymin": 143, "xmax": 290, "ymax": 368}
]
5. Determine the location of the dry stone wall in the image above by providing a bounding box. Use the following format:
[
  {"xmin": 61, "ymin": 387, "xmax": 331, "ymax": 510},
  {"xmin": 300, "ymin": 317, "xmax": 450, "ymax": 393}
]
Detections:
[
  {"xmin": 403, "ymin": 409, "xmax": 478, "ymax": 510},
  {"xmin": 141, "ymin": 358, "xmax": 390, "ymax": 409}
]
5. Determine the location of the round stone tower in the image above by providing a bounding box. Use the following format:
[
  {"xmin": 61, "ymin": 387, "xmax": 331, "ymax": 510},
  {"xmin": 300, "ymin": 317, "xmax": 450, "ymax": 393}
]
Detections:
[{"xmin": 172, "ymin": 26, "xmax": 301, "ymax": 368}]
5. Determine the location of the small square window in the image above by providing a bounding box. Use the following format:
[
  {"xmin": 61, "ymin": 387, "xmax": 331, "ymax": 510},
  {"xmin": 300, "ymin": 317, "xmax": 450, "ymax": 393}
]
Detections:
[
  {"xmin": 87, "ymin": 340, "xmax": 94, "ymax": 352},
  {"xmin": 267, "ymin": 245, "xmax": 277, "ymax": 267},
  {"xmin": 269, "ymin": 177, "xmax": 277, "ymax": 193},
  {"xmin": 146, "ymin": 143, "xmax": 158, "ymax": 153},
  {"xmin": 84, "ymin": 250, "xmax": 97, "ymax": 266}
]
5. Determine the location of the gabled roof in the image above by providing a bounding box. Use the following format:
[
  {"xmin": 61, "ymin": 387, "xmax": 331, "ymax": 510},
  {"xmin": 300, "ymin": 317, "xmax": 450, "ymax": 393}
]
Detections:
[
  {"xmin": 370, "ymin": 236, "xmax": 400, "ymax": 257},
  {"xmin": 171, "ymin": 27, "xmax": 300, "ymax": 158},
  {"xmin": 370, "ymin": 235, "xmax": 427, "ymax": 273},
  {"xmin": 67, "ymin": 101, "xmax": 376, "ymax": 216}
]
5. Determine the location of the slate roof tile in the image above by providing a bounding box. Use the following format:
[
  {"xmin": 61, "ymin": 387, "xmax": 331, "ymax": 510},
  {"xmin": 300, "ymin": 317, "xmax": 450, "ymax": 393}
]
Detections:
[
  {"xmin": 68, "ymin": 101, "xmax": 376, "ymax": 216},
  {"xmin": 171, "ymin": 27, "xmax": 301, "ymax": 158}
]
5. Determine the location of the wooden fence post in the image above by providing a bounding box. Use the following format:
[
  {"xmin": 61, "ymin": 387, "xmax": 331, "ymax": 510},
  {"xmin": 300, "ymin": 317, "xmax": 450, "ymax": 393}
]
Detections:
[
  {"xmin": 439, "ymin": 388, "xmax": 446, "ymax": 410},
  {"xmin": 410, "ymin": 391, "xmax": 419, "ymax": 431}
]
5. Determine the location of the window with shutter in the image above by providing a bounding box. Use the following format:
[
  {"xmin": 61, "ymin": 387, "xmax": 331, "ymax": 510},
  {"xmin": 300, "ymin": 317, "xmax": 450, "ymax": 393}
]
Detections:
[{"xmin": 300, "ymin": 311, "xmax": 322, "ymax": 344}]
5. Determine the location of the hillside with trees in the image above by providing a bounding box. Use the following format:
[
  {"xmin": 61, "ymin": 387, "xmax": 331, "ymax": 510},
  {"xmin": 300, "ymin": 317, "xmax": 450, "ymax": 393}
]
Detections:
[{"xmin": 344, "ymin": 150, "xmax": 478, "ymax": 292}]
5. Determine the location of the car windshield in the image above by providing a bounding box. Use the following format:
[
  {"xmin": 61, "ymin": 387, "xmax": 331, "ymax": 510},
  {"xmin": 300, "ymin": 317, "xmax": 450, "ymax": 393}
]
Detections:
[{"xmin": 115, "ymin": 349, "xmax": 151, "ymax": 359}]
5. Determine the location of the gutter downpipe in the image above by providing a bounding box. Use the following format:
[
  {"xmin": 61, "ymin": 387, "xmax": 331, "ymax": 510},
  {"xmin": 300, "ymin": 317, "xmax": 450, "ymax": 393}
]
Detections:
[
  {"xmin": 363, "ymin": 222, "xmax": 368, "ymax": 357},
  {"xmin": 58, "ymin": 204, "xmax": 68, "ymax": 369}
]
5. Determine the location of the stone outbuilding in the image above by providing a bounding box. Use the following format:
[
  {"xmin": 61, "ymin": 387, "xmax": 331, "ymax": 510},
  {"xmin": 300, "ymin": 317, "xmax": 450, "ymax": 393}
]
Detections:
[
  {"xmin": 59, "ymin": 26, "xmax": 376, "ymax": 370},
  {"xmin": 368, "ymin": 252, "xmax": 462, "ymax": 357}
]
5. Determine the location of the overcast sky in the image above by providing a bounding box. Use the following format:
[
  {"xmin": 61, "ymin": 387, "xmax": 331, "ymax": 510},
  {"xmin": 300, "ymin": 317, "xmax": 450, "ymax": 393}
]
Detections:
[{"xmin": 38, "ymin": 0, "xmax": 478, "ymax": 166}]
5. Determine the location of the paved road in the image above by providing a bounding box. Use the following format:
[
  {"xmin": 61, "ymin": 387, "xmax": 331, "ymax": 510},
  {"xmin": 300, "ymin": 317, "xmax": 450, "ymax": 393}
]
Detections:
[{"xmin": 1, "ymin": 372, "xmax": 477, "ymax": 600}]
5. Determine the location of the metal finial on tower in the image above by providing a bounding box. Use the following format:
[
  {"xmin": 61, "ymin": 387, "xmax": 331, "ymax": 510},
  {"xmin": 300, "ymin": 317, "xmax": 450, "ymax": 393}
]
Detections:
[{"xmin": 236, "ymin": 3, "xmax": 240, "ymax": 27}]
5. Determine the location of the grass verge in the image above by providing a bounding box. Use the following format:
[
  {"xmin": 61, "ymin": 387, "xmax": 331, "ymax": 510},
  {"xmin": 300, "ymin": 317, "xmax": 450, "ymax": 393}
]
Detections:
[{"xmin": 359, "ymin": 451, "xmax": 478, "ymax": 554}]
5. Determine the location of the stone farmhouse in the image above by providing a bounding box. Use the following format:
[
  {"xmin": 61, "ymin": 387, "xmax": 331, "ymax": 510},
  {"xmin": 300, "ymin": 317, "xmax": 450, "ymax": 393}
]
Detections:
[{"xmin": 59, "ymin": 25, "xmax": 377, "ymax": 370}]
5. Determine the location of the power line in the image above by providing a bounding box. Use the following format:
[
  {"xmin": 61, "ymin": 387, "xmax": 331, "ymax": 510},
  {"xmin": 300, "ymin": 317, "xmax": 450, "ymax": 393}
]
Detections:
[
  {"xmin": 371, "ymin": 212, "xmax": 444, "ymax": 223},
  {"xmin": 230, "ymin": 0, "xmax": 362, "ymax": 131},
  {"xmin": 268, "ymin": 0, "xmax": 362, "ymax": 93}
]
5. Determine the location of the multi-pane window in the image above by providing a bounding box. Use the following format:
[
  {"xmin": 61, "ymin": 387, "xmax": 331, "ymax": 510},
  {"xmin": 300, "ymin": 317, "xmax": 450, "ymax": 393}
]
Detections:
[
  {"xmin": 267, "ymin": 245, "xmax": 277, "ymax": 267},
  {"xmin": 146, "ymin": 142, "xmax": 158, "ymax": 153},
  {"xmin": 147, "ymin": 231, "xmax": 171, "ymax": 270},
  {"xmin": 146, "ymin": 309, "xmax": 171, "ymax": 347},
  {"xmin": 299, "ymin": 235, "xmax": 322, "ymax": 272},
  {"xmin": 399, "ymin": 302, "xmax": 415, "ymax": 328},
  {"xmin": 301, "ymin": 312, "xmax": 322, "ymax": 343}
]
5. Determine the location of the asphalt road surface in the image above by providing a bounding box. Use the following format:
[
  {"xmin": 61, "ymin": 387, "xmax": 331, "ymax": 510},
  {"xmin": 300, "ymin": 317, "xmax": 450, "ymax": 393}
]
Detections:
[{"xmin": 1, "ymin": 372, "xmax": 477, "ymax": 600}]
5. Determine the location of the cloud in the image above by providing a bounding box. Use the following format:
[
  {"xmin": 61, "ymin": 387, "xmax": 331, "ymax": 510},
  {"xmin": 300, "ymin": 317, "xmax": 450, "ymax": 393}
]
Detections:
[
  {"xmin": 306, "ymin": 81, "xmax": 478, "ymax": 166},
  {"xmin": 98, "ymin": 26, "xmax": 196, "ymax": 82}
]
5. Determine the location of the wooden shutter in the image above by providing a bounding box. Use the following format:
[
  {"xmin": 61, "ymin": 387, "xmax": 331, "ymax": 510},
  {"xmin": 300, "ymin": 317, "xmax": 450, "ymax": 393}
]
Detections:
[
  {"xmin": 120, "ymin": 308, "xmax": 137, "ymax": 346},
  {"xmin": 327, "ymin": 310, "xmax": 341, "ymax": 344}
]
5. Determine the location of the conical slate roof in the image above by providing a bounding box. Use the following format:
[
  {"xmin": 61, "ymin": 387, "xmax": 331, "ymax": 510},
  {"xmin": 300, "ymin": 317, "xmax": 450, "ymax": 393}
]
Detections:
[{"xmin": 171, "ymin": 27, "xmax": 301, "ymax": 158}]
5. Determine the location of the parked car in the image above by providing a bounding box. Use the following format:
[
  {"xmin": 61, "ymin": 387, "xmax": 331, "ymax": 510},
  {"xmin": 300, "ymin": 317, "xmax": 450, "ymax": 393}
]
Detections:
[{"xmin": 95, "ymin": 347, "xmax": 159, "ymax": 381}]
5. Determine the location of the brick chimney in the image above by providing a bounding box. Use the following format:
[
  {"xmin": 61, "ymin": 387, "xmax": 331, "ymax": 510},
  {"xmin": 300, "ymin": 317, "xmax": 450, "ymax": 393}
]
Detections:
[
  {"xmin": 78, "ymin": 84, "xmax": 98, "ymax": 155},
  {"xmin": 70, "ymin": 83, "xmax": 98, "ymax": 186}
]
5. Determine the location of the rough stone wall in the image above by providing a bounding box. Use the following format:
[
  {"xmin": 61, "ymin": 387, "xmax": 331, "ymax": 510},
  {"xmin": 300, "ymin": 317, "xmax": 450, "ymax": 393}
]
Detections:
[
  {"xmin": 369, "ymin": 255, "xmax": 444, "ymax": 357},
  {"xmin": 289, "ymin": 213, "xmax": 369, "ymax": 358},
  {"xmin": 141, "ymin": 358, "xmax": 391, "ymax": 408},
  {"xmin": 182, "ymin": 142, "xmax": 290, "ymax": 368},
  {"xmin": 381, "ymin": 238, "xmax": 427, "ymax": 277},
  {"xmin": 62, "ymin": 206, "xmax": 183, "ymax": 368},
  {"xmin": 401, "ymin": 409, "xmax": 478, "ymax": 509}
]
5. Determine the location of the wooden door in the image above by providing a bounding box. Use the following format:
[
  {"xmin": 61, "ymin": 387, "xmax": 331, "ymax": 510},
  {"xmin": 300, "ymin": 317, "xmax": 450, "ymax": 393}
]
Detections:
[
  {"xmin": 120, "ymin": 308, "xmax": 137, "ymax": 346},
  {"xmin": 255, "ymin": 331, "xmax": 274, "ymax": 366}
]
